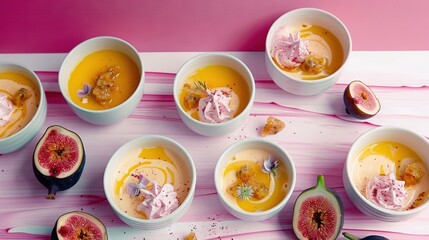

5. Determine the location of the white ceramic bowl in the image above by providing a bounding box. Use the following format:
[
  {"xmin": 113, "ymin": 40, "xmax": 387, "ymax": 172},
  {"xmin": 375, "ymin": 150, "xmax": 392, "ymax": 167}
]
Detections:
[
  {"xmin": 173, "ymin": 53, "xmax": 255, "ymax": 136},
  {"xmin": 103, "ymin": 135, "xmax": 196, "ymax": 229},
  {"xmin": 0, "ymin": 63, "xmax": 47, "ymax": 154},
  {"xmin": 214, "ymin": 138, "xmax": 296, "ymax": 221},
  {"xmin": 343, "ymin": 126, "xmax": 429, "ymax": 221},
  {"xmin": 59, "ymin": 36, "xmax": 144, "ymax": 125},
  {"xmin": 265, "ymin": 8, "xmax": 352, "ymax": 95}
]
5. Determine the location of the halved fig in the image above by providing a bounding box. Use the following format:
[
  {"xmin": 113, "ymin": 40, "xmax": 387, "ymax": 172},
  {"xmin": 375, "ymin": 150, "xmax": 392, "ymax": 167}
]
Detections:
[
  {"xmin": 33, "ymin": 125, "xmax": 85, "ymax": 199},
  {"xmin": 343, "ymin": 232, "xmax": 389, "ymax": 240},
  {"xmin": 51, "ymin": 211, "xmax": 108, "ymax": 240},
  {"xmin": 292, "ymin": 175, "xmax": 344, "ymax": 240},
  {"xmin": 343, "ymin": 80, "xmax": 380, "ymax": 119}
]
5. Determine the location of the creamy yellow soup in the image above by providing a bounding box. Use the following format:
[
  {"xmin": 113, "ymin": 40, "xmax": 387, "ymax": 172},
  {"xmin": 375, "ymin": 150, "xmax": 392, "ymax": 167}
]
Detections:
[
  {"xmin": 274, "ymin": 24, "xmax": 344, "ymax": 80},
  {"xmin": 68, "ymin": 50, "xmax": 140, "ymax": 110},
  {"xmin": 222, "ymin": 149, "xmax": 289, "ymax": 212},
  {"xmin": 179, "ymin": 65, "xmax": 250, "ymax": 121},
  {"xmin": 0, "ymin": 72, "xmax": 40, "ymax": 139},
  {"xmin": 353, "ymin": 141, "xmax": 429, "ymax": 210},
  {"xmin": 114, "ymin": 146, "xmax": 190, "ymax": 219}
]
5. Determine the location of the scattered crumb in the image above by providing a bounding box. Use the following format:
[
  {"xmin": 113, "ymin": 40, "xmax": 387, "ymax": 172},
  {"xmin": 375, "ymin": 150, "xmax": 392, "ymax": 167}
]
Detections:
[
  {"xmin": 184, "ymin": 231, "xmax": 197, "ymax": 240},
  {"xmin": 261, "ymin": 116, "xmax": 285, "ymax": 137}
]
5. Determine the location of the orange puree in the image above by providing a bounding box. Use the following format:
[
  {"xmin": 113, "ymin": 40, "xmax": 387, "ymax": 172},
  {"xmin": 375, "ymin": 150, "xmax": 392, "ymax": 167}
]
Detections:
[
  {"xmin": 68, "ymin": 50, "xmax": 140, "ymax": 110},
  {"xmin": 114, "ymin": 146, "xmax": 190, "ymax": 219},
  {"xmin": 274, "ymin": 24, "xmax": 344, "ymax": 80},
  {"xmin": 179, "ymin": 65, "xmax": 250, "ymax": 121},
  {"xmin": 222, "ymin": 149, "xmax": 289, "ymax": 212},
  {"xmin": 0, "ymin": 72, "xmax": 40, "ymax": 139}
]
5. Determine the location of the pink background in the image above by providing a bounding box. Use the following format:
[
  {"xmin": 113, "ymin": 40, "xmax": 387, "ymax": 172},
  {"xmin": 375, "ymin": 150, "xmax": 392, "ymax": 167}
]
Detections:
[{"xmin": 1, "ymin": 0, "xmax": 429, "ymax": 53}]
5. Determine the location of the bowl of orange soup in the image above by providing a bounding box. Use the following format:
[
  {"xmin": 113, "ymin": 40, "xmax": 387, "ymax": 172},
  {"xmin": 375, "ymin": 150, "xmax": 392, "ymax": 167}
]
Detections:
[
  {"xmin": 59, "ymin": 36, "xmax": 144, "ymax": 125},
  {"xmin": 0, "ymin": 63, "xmax": 47, "ymax": 154},
  {"xmin": 173, "ymin": 53, "xmax": 255, "ymax": 136},
  {"xmin": 265, "ymin": 8, "xmax": 351, "ymax": 95},
  {"xmin": 344, "ymin": 127, "xmax": 429, "ymax": 221},
  {"xmin": 214, "ymin": 138, "xmax": 296, "ymax": 221},
  {"xmin": 103, "ymin": 135, "xmax": 196, "ymax": 229}
]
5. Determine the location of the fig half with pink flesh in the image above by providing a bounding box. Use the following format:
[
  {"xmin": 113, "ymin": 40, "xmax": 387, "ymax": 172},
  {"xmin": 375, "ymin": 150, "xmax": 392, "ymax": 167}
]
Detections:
[
  {"xmin": 292, "ymin": 175, "xmax": 344, "ymax": 240},
  {"xmin": 33, "ymin": 125, "xmax": 85, "ymax": 199},
  {"xmin": 343, "ymin": 80, "xmax": 380, "ymax": 119},
  {"xmin": 51, "ymin": 211, "xmax": 107, "ymax": 240}
]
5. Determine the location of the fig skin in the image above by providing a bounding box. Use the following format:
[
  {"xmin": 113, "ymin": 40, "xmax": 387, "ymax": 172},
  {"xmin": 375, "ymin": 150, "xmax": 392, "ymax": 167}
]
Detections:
[
  {"xmin": 51, "ymin": 211, "xmax": 108, "ymax": 240},
  {"xmin": 343, "ymin": 80, "xmax": 380, "ymax": 119},
  {"xmin": 343, "ymin": 232, "xmax": 389, "ymax": 240},
  {"xmin": 33, "ymin": 125, "xmax": 86, "ymax": 199},
  {"xmin": 292, "ymin": 175, "xmax": 344, "ymax": 240}
]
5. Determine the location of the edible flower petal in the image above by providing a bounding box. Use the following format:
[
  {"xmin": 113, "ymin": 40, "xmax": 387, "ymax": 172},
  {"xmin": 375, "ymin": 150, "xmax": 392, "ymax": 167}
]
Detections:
[
  {"xmin": 126, "ymin": 174, "xmax": 179, "ymax": 219},
  {"xmin": 77, "ymin": 83, "xmax": 92, "ymax": 98},
  {"xmin": 126, "ymin": 174, "xmax": 151, "ymax": 197},
  {"xmin": 262, "ymin": 155, "xmax": 279, "ymax": 176},
  {"xmin": 236, "ymin": 183, "xmax": 254, "ymax": 201}
]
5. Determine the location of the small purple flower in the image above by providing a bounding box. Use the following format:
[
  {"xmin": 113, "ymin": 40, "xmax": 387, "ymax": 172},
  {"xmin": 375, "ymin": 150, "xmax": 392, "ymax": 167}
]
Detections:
[
  {"xmin": 262, "ymin": 155, "xmax": 279, "ymax": 176},
  {"xmin": 126, "ymin": 174, "xmax": 150, "ymax": 197},
  {"xmin": 77, "ymin": 83, "xmax": 92, "ymax": 98},
  {"xmin": 127, "ymin": 182, "xmax": 141, "ymax": 197}
]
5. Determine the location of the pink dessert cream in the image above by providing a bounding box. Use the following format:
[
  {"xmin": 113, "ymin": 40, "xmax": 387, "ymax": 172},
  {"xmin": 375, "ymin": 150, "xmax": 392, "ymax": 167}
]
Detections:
[
  {"xmin": 271, "ymin": 30, "xmax": 309, "ymax": 69},
  {"xmin": 270, "ymin": 24, "xmax": 344, "ymax": 80},
  {"xmin": 353, "ymin": 141, "xmax": 429, "ymax": 211},
  {"xmin": 114, "ymin": 146, "xmax": 191, "ymax": 220},
  {"xmin": 198, "ymin": 88, "xmax": 236, "ymax": 123},
  {"xmin": 178, "ymin": 65, "xmax": 250, "ymax": 124}
]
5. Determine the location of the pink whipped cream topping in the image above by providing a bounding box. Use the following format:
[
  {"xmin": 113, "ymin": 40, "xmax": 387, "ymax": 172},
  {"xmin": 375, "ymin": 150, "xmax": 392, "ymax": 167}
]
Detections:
[
  {"xmin": 127, "ymin": 174, "xmax": 179, "ymax": 219},
  {"xmin": 198, "ymin": 89, "xmax": 233, "ymax": 123},
  {"xmin": 365, "ymin": 172, "xmax": 407, "ymax": 210},
  {"xmin": 270, "ymin": 27, "xmax": 309, "ymax": 69},
  {"xmin": 0, "ymin": 93, "xmax": 14, "ymax": 127}
]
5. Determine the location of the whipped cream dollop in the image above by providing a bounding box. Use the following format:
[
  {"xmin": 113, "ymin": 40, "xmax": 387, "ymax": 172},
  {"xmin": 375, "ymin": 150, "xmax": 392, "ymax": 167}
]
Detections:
[
  {"xmin": 127, "ymin": 174, "xmax": 179, "ymax": 219},
  {"xmin": 198, "ymin": 89, "xmax": 233, "ymax": 123},
  {"xmin": 270, "ymin": 27, "xmax": 309, "ymax": 69},
  {"xmin": 365, "ymin": 172, "xmax": 407, "ymax": 210},
  {"xmin": 0, "ymin": 93, "xmax": 14, "ymax": 127}
]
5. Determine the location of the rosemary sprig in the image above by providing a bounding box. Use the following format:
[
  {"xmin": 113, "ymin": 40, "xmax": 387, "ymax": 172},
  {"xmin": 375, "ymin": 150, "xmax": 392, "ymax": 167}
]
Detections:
[{"xmin": 193, "ymin": 80, "xmax": 208, "ymax": 92}]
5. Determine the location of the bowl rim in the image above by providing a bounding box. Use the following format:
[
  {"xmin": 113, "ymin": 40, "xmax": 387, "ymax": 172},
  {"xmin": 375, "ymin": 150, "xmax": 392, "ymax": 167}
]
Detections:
[
  {"xmin": 58, "ymin": 36, "xmax": 145, "ymax": 114},
  {"xmin": 0, "ymin": 62, "xmax": 46, "ymax": 142},
  {"xmin": 173, "ymin": 52, "xmax": 255, "ymax": 128},
  {"xmin": 103, "ymin": 134, "xmax": 197, "ymax": 224},
  {"xmin": 265, "ymin": 7, "xmax": 352, "ymax": 84},
  {"xmin": 214, "ymin": 138, "xmax": 296, "ymax": 218},
  {"xmin": 345, "ymin": 126, "xmax": 429, "ymax": 216}
]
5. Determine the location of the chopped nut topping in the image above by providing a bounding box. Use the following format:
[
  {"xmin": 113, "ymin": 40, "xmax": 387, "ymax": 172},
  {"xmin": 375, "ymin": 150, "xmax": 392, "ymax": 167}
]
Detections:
[
  {"xmin": 92, "ymin": 66, "xmax": 120, "ymax": 105},
  {"xmin": 300, "ymin": 53, "xmax": 326, "ymax": 74},
  {"xmin": 182, "ymin": 82, "xmax": 208, "ymax": 110},
  {"xmin": 236, "ymin": 164, "xmax": 255, "ymax": 183},
  {"xmin": 402, "ymin": 163, "xmax": 425, "ymax": 186},
  {"xmin": 11, "ymin": 88, "xmax": 32, "ymax": 106},
  {"xmin": 184, "ymin": 231, "xmax": 197, "ymax": 240},
  {"xmin": 261, "ymin": 116, "xmax": 285, "ymax": 137}
]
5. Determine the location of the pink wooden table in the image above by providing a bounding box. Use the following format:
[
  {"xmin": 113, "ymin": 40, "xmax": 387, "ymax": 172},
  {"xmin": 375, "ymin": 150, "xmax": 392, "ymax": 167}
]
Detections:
[
  {"xmin": 1, "ymin": 1, "xmax": 429, "ymax": 239},
  {"xmin": 0, "ymin": 51, "xmax": 428, "ymax": 239}
]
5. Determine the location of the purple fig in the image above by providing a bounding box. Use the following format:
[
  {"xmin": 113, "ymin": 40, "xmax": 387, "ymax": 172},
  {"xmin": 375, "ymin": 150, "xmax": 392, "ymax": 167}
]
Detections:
[
  {"xmin": 33, "ymin": 125, "xmax": 85, "ymax": 199},
  {"xmin": 343, "ymin": 80, "xmax": 380, "ymax": 119},
  {"xmin": 51, "ymin": 211, "xmax": 107, "ymax": 240},
  {"xmin": 343, "ymin": 232, "xmax": 389, "ymax": 240},
  {"xmin": 292, "ymin": 175, "xmax": 344, "ymax": 240}
]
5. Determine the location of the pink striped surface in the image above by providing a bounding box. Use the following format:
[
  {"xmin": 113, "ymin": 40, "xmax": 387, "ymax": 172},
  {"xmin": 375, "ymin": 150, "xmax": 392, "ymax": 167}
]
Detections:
[{"xmin": 1, "ymin": 52, "xmax": 429, "ymax": 239}]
